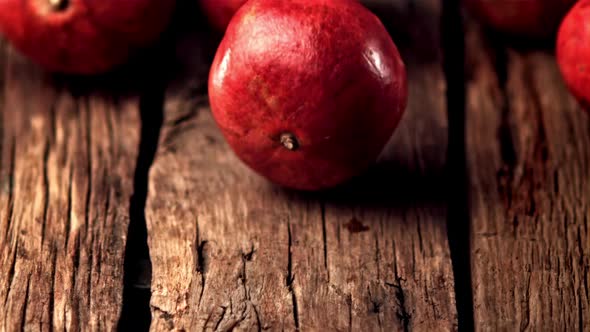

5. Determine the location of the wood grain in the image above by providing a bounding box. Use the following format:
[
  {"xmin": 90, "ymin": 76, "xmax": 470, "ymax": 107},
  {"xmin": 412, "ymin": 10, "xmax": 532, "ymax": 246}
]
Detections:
[
  {"xmin": 0, "ymin": 42, "xmax": 140, "ymax": 331},
  {"xmin": 465, "ymin": 22, "xmax": 590, "ymax": 331},
  {"xmin": 145, "ymin": 0, "xmax": 457, "ymax": 331}
]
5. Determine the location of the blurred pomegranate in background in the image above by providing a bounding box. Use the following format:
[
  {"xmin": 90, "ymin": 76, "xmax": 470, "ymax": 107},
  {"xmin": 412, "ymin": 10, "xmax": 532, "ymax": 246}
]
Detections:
[
  {"xmin": 0, "ymin": 0, "xmax": 176, "ymax": 74},
  {"xmin": 464, "ymin": 0, "xmax": 577, "ymax": 39},
  {"xmin": 208, "ymin": 0, "xmax": 408, "ymax": 191},
  {"xmin": 199, "ymin": 0, "xmax": 247, "ymax": 31},
  {"xmin": 557, "ymin": 0, "xmax": 590, "ymax": 111}
]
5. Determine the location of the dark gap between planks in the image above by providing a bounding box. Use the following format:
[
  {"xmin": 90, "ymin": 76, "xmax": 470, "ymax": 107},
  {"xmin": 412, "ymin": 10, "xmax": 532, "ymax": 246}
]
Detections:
[
  {"xmin": 118, "ymin": 83, "xmax": 164, "ymax": 331},
  {"xmin": 442, "ymin": 0, "xmax": 476, "ymax": 331},
  {"xmin": 117, "ymin": 18, "xmax": 175, "ymax": 332},
  {"xmin": 117, "ymin": 1, "xmax": 208, "ymax": 329}
]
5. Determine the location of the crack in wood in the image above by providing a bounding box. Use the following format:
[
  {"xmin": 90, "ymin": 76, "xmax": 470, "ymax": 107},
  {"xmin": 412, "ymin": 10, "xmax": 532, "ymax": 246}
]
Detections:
[
  {"xmin": 220, "ymin": 300, "xmax": 250, "ymax": 332},
  {"xmin": 41, "ymin": 139, "xmax": 50, "ymax": 247},
  {"xmin": 387, "ymin": 277, "xmax": 410, "ymax": 332},
  {"xmin": 239, "ymin": 246, "xmax": 254, "ymax": 301},
  {"xmin": 194, "ymin": 218, "xmax": 208, "ymax": 308},
  {"xmin": 4, "ymin": 138, "xmax": 16, "ymax": 246},
  {"xmin": 49, "ymin": 243, "xmax": 57, "ymax": 332},
  {"xmin": 84, "ymin": 98, "xmax": 93, "ymax": 242},
  {"xmin": 152, "ymin": 305, "xmax": 175, "ymax": 330},
  {"xmin": 392, "ymin": 240, "xmax": 399, "ymax": 285},
  {"xmin": 86, "ymin": 230, "xmax": 94, "ymax": 314},
  {"xmin": 286, "ymin": 222, "xmax": 300, "ymax": 330},
  {"xmin": 374, "ymin": 233, "xmax": 381, "ymax": 280},
  {"xmin": 577, "ymin": 227, "xmax": 584, "ymax": 267},
  {"xmin": 70, "ymin": 233, "xmax": 81, "ymax": 323},
  {"xmin": 578, "ymin": 289, "xmax": 583, "ymax": 332},
  {"xmin": 347, "ymin": 293, "xmax": 352, "ymax": 332},
  {"xmin": 584, "ymin": 265, "xmax": 589, "ymax": 301},
  {"xmin": 65, "ymin": 165, "xmax": 73, "ymax": 250},
  {"xmin": 213, "ymin": 306, "xmax": 227, "ymax": 331},
  {"xmin": 168, "ymin": 107, "xmax": 199, "ymax": 128},
  {"xmin": 252, "ymin": 302, "xmax": 262, "ymax": 332},
  {"xmin": 106, "ymin": 99, "xmax": 117, "ymax": 165},
  {"xmin": 415, "ymin": 219, "xmax": 423, "ymax": 256},
  {"xmin": 563, "ymin": 216, "xmax": 572, "ymax": 255},
  {"xmin": 425, "ymin": 282, "xmax": 439, "ymax": 320},
  {"xmin": 494, "ymin": 46, "xmax": 518, "ymax": 212},
  {"xmin": 99, "ymin": 168, "xmax": 109, "ymax": 280},
  {"xmin": 496, "ymin": 50, "xmax": 552, "ymax": 220},
  {"xmin": 320, "ymin": 201, "xmax": 328, "ymax": 280},
  {"xmin": 160, "ymin": 123, "xmax": 198, "ymax": 152},
  {"xmin": 336, "ymin": 217, "xmax": 341, "ymax": 246},
  {"xmin": 368, "ymin": 286, "xmax": 384, "ymax": 332},
  {"xmin": 4, "ymin": 236, "xmax": 17, "ymax": 307},
  {"xmin": 238, "ymin": 245, "xmax": 260, "ymax": 331},
  {"xmin": 19, "ymin": 275, "xmax": 32, "ymax": 332},
  {"xmin": 203, "ymin": 308, "xmax": 214, "ymax": 330},
  {"xmin": 410, "ymin": 239, "xmax": 416, "ymax": 276},
  {"xmin": 519, "ymin": 270, "xmax": 532, "ymax": 331},
  {"xmin": 367, "ymin": 285, "xmax": 385, "ymax": 332},
  {"xmin": 512, "ymin": 216, "xmax": 519, "ymax": 238},
  {"xmin": 387, "ymin": 240, "xmax": 410, "ymax": 332}
]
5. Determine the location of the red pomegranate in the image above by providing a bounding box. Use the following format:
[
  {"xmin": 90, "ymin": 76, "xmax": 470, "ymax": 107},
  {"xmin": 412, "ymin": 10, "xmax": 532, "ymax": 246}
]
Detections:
[
  {"xmin": 557, "ymin": 0, "xmax": 590, "ymax": 111},
  {"xmin": 464, "ymin": 0, "xmax": 577, "ymax": 39},
  {"xmin": 208, "ymin": 0, "xmax": 407, "ymax": 191},
  {"xmin": 0, "ymin": 0, "xmax": 176, "ymax": 74},
  {"xmin": 199, "ymin": 0, "xmax": 247, "ymax": 31}
]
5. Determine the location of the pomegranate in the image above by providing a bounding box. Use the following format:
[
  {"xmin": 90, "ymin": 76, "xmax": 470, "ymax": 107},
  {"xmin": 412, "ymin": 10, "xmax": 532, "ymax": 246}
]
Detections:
[
  {"xmin": 0, "ymin": 0, "xmax": 176, "ymax": 74},
  {"xmin": 208, "ymin": 0, "xmax": 407, "ymax": 191},
  {"xmin": 557, "ymin": 0, "xmax": 590, "ymax": 111},
  {"xmin": 464, "ymin": 0, "xmax": 577, "ymax": 39},
  {"xmin": 199, "ymin": 0, "xmax": 247, "ymax": 31}
]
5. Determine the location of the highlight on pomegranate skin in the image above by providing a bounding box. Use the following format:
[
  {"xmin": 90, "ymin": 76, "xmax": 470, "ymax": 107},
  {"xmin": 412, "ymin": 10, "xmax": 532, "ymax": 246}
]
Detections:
[
  {"xmin": 208, "ymin": 0, "xmax": 408, "ymax": 191},
  {"xmin": 0, "ymin": 0, "xmax": 176, "ymax": 74}
]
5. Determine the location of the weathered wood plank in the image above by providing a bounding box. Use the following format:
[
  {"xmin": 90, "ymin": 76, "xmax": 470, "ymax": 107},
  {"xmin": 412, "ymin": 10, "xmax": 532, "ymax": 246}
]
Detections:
[
  {"xmin": 0, "ymin": 42, "xmax": 141, "ymax": 330},
  {"xmin": 465, "ymin": 22, "xmax": 590, "ymax": 331},
  {"xmin": 146, "ymin": 0, "xmax": 457, "ymax": 331},
  {"xmin": 293, "ymin": 0, "xmax": 456, "ymax": 330}
]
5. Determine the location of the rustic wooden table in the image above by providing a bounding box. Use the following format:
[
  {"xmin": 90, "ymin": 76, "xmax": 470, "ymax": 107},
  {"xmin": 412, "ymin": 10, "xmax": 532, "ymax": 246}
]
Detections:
[{"xmin": 0, "ymin": 0, "xmax": 588, "ymax": 331}]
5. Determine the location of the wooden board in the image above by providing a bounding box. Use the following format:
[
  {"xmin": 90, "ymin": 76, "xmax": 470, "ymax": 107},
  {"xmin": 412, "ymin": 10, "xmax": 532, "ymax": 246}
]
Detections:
[
  {"xmin": 465, "ymin": 22, "xmax": 590, "ymax": 330},
  {"xmin": 0, "ymin": 41, "xmax": 141, "ymax": 330},
  {"xmin": 145, "ymin": 0, "xmax": 457, "ymax": 331}
]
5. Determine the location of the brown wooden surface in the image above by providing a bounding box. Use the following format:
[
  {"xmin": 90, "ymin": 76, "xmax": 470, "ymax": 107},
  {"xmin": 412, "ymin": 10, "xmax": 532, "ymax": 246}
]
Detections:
[
  {"xmin": 0, "ymin": 41, "xmax": 141, "ymax": 330},
  {"xmin": 465, "ymin": 21, "xmax": 590, "ymax": 331},
  {"xmin": 1, "ymin": 1, "xmax": 589, "ymax": 331},
  {"xmin": 145, "ymin": 0, "xmax": 457, "ymax": 331}
]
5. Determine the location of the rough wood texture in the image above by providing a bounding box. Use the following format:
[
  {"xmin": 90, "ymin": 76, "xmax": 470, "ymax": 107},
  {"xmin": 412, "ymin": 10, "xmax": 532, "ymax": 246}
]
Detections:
[
  {"xmin": 465, "ymin": 22, "xmax": 590, "ymax": 330},
  {"xmin": 146, "ymin": 0, "xmax": 457, "ymax": 331},
  {"xmin": 0, "ymin": 42, "xmax": 140, "ymax": 330}
]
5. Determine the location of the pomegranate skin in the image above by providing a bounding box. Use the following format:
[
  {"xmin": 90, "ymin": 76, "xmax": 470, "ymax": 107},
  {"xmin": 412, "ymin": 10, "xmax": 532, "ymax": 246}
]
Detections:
[
  {"xmin": 464, "ymin": 0, "xmax": 576, "ymax": 39},
  {"xmin": 0, "ymin": 0, "xmax": 176, "ymax": 74},
  {"xmin": 199, "ymin": 0, "xmax": 247, "ymax": 31},
  {"xmin": 557, "ymin": 0, "xmax": 590, "ymax": 111},
  {"xmin": 208, "ymin": 0, "xmax": 407, "ymax": 191}
]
